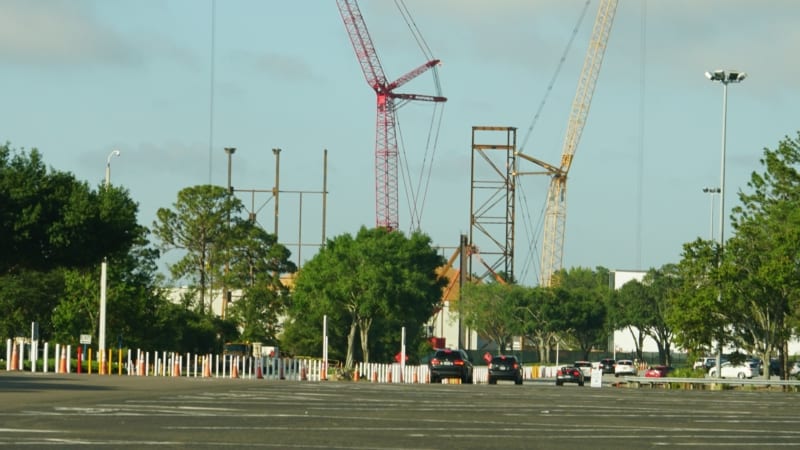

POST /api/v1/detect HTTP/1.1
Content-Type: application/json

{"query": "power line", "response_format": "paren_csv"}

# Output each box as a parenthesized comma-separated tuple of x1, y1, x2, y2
(208, 0, 216, 185)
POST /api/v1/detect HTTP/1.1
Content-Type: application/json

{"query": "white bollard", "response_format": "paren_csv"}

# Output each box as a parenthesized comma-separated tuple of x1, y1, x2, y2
(31, 340, 37, 373)
(66, 345, 71, 374)
(43, 342, 49, 373)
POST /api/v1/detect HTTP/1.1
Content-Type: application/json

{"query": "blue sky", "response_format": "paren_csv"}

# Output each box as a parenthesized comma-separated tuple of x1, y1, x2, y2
(2, 0, 798, 286)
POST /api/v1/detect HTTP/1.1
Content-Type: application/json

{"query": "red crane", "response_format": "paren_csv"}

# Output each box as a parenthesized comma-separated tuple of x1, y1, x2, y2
(336, 0, 446, 231)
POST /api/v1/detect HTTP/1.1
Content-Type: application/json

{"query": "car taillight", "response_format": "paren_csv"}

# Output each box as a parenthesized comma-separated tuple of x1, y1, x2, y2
(556, 369, 563, 376)
(454, 360, 464, 366)
(513, 363, 519, 369)
(431, 358, 440, 366)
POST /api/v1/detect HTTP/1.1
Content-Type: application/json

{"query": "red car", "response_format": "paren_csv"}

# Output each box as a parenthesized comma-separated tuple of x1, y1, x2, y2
(644, 365, 673, 378)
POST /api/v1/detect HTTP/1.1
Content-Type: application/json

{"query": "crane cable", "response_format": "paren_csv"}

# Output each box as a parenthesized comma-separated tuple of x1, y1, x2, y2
(519, 0, 590, 153)
(516, 1, 591, 284)
(393, 0, 445, 232)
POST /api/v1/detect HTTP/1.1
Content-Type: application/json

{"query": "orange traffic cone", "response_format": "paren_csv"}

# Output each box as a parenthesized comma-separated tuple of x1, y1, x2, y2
(352, 369, 358, 382)
(413, 371, 419, 384)
(387, 371, 393, 383)
(372, 370, 378, 383)
(10, 343, 19, 371)
(203, 357, 211, 378)
(231, 358, 239, 379)
(256, 362, 263, 379)
(59, 350, 67, 374)
(301, 364, 308, 381)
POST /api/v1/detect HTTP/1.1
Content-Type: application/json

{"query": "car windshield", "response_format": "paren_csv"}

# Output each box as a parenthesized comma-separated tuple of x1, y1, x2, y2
(491, 356, 515, 364)
(434, 350, 463, 361)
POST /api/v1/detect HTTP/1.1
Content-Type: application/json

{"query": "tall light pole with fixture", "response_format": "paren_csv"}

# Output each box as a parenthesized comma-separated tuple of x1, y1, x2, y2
(702, 187, 720, 241)
(99, 149, 120, 375)
(222, 147, 235, 319)
(704, 69, 746, 377)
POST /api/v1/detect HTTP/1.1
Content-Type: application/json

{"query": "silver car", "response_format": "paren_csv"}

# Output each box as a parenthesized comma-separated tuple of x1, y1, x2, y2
(708, 361, 757, 379)
(614, 359, 637, 377)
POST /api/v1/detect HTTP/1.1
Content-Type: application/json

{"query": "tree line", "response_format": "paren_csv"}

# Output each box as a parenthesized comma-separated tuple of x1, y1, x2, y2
(459, 132, 800, 378)
(2, 132, 799, 377)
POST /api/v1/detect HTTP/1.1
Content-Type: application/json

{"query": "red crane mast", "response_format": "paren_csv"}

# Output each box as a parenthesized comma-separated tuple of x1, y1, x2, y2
(336, 0, 446, 230)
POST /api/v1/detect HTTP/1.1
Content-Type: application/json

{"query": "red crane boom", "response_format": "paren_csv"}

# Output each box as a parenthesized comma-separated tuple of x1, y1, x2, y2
(336, 0, 446, 230)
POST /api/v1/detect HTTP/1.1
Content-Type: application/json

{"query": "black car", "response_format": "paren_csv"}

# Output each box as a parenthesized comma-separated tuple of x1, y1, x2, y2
(599, 358, 616, 374)
(428, 348, 474, 384)
(555, 366, 585, 386)
(487, 355, 523, 385)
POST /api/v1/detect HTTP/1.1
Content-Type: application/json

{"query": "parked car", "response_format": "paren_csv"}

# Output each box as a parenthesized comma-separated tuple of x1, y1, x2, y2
(765, 358, 781, 376)
(574, 360, 593, 379)
(598, 358, 616, 374)
(693, 356, 727, 372)
(615, 359, 637, 377)
(644, 365, 673, 378)
(707, 361, 756, 379)
(487, 355, 523, 385)
(790, 361, 800, 377)
(428, 348, 474, 384)
(555, 366, 585, 386)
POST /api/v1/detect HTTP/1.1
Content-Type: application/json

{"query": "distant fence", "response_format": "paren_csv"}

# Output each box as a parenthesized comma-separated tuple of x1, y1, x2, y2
(0, 339, 703, 384)
(621, 376, 800, 390)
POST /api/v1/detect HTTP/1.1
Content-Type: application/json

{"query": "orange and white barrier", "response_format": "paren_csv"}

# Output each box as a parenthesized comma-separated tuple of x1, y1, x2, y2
(10, 341, 19, 371)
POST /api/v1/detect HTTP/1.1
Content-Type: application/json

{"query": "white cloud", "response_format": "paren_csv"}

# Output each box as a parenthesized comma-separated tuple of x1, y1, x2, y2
(0, 0, 143, 66)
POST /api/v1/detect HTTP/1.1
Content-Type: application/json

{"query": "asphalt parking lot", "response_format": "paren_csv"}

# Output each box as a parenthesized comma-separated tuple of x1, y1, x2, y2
(1, 373, 799, 449)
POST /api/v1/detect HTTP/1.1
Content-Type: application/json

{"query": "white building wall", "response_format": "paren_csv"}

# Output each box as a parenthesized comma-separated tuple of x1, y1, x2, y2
(610, 270, 800, 357)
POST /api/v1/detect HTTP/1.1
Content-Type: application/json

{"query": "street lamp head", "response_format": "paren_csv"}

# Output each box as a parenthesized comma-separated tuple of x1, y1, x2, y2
(107, 149, 121, 165)
(728, 71, 747, 83)
(705, 69, 746, 84)
(224, 147, 236, 155)
(705, 70, 725, 81)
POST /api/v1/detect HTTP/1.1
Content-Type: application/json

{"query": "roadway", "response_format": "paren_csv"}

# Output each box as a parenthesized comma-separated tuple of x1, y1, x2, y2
(1, 372, 799, 449)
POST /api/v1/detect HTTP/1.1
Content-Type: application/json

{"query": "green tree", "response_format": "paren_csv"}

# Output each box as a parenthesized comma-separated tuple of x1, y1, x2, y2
(0, 269, 63, 340)
(286, 227, 445, 369)
(458, 282, 525, 353)
(0, 144, 138, 274)
(666, 238, 725, 358)
(152, 185, 242, 314)
(609, 279, 649, 361)
(641, 266, 678, 366)
(226, 222, 297, 344)
(522, 287, 561, 364)
(0, 144, 139, 343)
(552, 267, 609, 360)
(724, 132, 800, 378)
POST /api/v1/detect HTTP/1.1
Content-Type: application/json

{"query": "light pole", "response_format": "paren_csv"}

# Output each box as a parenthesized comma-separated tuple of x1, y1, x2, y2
(99, 149, 120, 375)
(222, 147, 235, 319)
(705, 69, 746, 377)
(702, 187, 720, 241)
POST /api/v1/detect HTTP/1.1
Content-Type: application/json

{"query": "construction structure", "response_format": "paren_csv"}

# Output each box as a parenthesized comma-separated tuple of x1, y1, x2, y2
(472, 0, 618, 287)
(336, 0, 446, 231)
(469, 127, 517, 284)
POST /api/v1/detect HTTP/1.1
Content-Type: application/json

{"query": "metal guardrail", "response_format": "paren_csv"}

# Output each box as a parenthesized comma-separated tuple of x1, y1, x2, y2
(621, 376, 800, 387)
